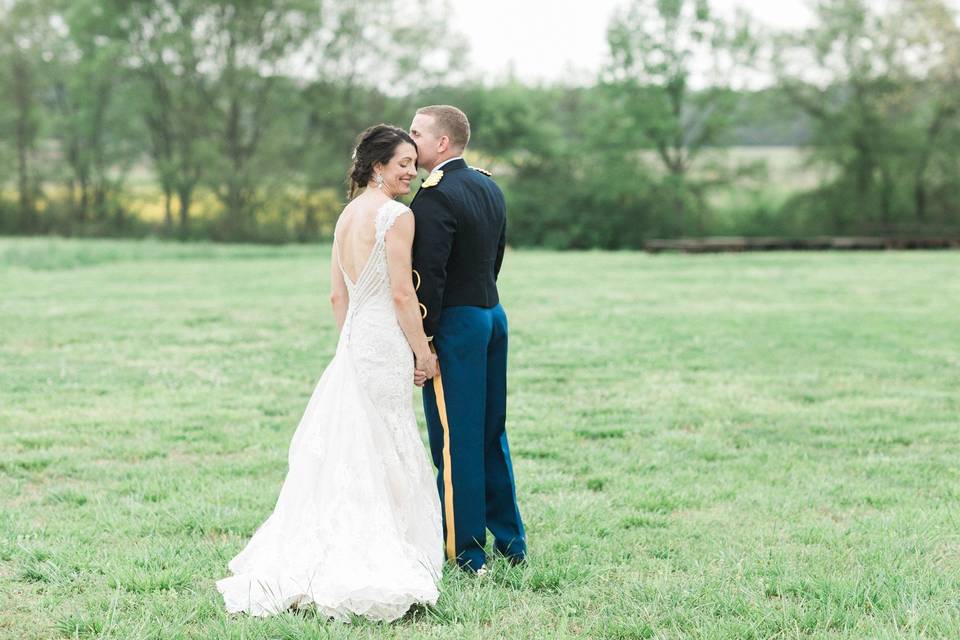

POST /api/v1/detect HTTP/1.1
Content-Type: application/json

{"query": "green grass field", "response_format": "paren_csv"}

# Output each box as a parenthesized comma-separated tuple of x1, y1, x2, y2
(1, 237, 959, 639)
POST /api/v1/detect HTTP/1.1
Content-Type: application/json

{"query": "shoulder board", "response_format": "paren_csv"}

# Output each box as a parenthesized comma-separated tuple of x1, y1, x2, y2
(421, 169, 444, 188)
(472, 167, 492, 176)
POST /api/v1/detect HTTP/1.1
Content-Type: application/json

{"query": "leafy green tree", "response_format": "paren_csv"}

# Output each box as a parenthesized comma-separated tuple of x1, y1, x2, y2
(194, 0, 319, 240)
(124, 0, 215, 237)
(0, 0, 48, 231)
(33, 0, 144, 228)
(296, 0, 465, 207)
(775, 0, 960, 233)
(604, 0, 756, 234)
(892, 0, 960, 227)
(416, 82, 659, 249)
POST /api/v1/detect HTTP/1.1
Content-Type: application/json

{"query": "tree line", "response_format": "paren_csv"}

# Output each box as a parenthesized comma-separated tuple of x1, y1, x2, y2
(1, 0, 959, 248)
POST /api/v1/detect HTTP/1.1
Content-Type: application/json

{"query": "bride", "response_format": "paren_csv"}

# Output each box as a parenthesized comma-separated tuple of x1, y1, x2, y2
(216, 124, 443, 621)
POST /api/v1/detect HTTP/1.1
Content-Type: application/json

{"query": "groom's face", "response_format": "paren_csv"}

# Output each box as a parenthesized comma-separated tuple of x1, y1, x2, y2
(410, 113, 444, 172)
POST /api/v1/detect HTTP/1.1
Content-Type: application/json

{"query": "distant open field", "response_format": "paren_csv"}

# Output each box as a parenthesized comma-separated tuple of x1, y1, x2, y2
(697, 146, 829, 220)
(1, 238, 958, 639)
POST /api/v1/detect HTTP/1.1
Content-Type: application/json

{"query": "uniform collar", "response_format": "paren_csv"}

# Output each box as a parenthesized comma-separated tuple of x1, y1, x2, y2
(430, 156, 466, 173)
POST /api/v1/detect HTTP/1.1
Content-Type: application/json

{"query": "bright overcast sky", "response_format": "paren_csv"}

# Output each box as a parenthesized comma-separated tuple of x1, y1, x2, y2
(448, 0, 813, 83)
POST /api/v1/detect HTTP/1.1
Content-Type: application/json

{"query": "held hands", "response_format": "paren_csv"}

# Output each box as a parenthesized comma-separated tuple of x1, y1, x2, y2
(414, 351, 438, 387)
(414, 369, 428, 387)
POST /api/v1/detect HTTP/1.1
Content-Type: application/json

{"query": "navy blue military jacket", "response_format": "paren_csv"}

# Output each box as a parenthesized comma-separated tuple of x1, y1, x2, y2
(411, 158, 507, 339)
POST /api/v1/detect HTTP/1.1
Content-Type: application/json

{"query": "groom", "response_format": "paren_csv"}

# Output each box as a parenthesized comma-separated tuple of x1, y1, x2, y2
(409, 105, 526, 574)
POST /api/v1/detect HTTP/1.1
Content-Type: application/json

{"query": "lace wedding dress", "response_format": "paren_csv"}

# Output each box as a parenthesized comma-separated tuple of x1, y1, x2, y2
(216, 200, 443, 621)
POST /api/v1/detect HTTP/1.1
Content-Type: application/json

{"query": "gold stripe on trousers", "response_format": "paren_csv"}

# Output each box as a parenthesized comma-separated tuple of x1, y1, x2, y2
(431, 362, 457, 562)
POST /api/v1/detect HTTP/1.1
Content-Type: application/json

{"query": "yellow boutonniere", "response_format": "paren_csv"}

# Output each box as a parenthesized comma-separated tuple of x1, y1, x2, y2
(422, 170, 443, 188)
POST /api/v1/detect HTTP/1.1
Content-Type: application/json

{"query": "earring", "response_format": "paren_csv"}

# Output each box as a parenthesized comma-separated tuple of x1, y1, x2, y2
(375, 173, 384, 189)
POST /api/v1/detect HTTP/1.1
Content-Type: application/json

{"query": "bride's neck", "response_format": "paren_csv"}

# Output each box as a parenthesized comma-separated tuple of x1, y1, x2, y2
(364, 184, 395, 200)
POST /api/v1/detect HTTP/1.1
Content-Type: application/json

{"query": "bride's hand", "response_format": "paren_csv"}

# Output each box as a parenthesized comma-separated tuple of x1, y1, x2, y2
(414, 368, 428, 387)
(415, 351, 438, 379)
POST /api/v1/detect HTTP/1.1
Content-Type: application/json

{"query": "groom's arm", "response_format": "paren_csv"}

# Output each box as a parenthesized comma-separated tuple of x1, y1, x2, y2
(494, 216, 506, 279)
(412, 189, 457, 340)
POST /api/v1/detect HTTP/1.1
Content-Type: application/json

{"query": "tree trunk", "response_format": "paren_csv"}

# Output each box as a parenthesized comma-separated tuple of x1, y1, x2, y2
(94, 184, 107, 221)
(91, 82, 111, 221)
(914, 171, 928, 224)
(301, 199, 318, 242)
(66, 176, 76, 218)
(913, 104, 955, 224)
(66, 136, 89, 223)
(225, 178, 245, 238)
(850, 139, 873, 232)
(163, 187, 174, 233)
(12, 52, 36, 230)
(879, 165, 893, 232)
(78, 177, 90, 223)
(177, 184, 193, 239)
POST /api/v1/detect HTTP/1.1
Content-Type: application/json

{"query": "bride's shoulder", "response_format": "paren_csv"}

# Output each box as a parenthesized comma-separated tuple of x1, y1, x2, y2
(384, 199, 412, 216)
(376, 200, 413, 237)
(336, 196, 374, 227)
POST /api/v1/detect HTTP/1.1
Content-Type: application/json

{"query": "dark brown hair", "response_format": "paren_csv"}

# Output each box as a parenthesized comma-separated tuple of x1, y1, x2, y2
(347, 124, 417, 199)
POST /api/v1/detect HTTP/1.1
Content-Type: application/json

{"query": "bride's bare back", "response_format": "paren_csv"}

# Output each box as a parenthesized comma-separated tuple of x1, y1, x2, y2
(334, 194, 393, 283)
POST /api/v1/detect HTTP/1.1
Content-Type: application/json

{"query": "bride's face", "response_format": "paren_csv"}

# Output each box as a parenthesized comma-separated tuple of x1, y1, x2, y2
(375, 142, 419, 196)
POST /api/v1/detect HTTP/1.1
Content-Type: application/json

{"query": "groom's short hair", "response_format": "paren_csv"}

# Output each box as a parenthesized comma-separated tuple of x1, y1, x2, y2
(416, 105, 470, 150)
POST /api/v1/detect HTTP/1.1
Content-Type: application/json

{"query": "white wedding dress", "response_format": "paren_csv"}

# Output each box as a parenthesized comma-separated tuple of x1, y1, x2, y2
(216, 200, 443, 621)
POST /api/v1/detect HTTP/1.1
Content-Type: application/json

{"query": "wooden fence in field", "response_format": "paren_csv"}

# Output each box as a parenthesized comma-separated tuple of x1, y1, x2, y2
(644, 237, 960, 253)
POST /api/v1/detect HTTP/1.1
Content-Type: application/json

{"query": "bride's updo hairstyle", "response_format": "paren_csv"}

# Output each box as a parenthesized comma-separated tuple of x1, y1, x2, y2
(348, 124, 417, 199)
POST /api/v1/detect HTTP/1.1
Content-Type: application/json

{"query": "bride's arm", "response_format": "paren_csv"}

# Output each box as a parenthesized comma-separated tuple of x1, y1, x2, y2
(330, 240, 349, 331)
(385, 212, 435, 374)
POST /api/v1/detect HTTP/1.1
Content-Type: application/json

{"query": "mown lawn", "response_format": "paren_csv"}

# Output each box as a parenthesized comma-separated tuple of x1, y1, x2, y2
(1, 237, 958, 639)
